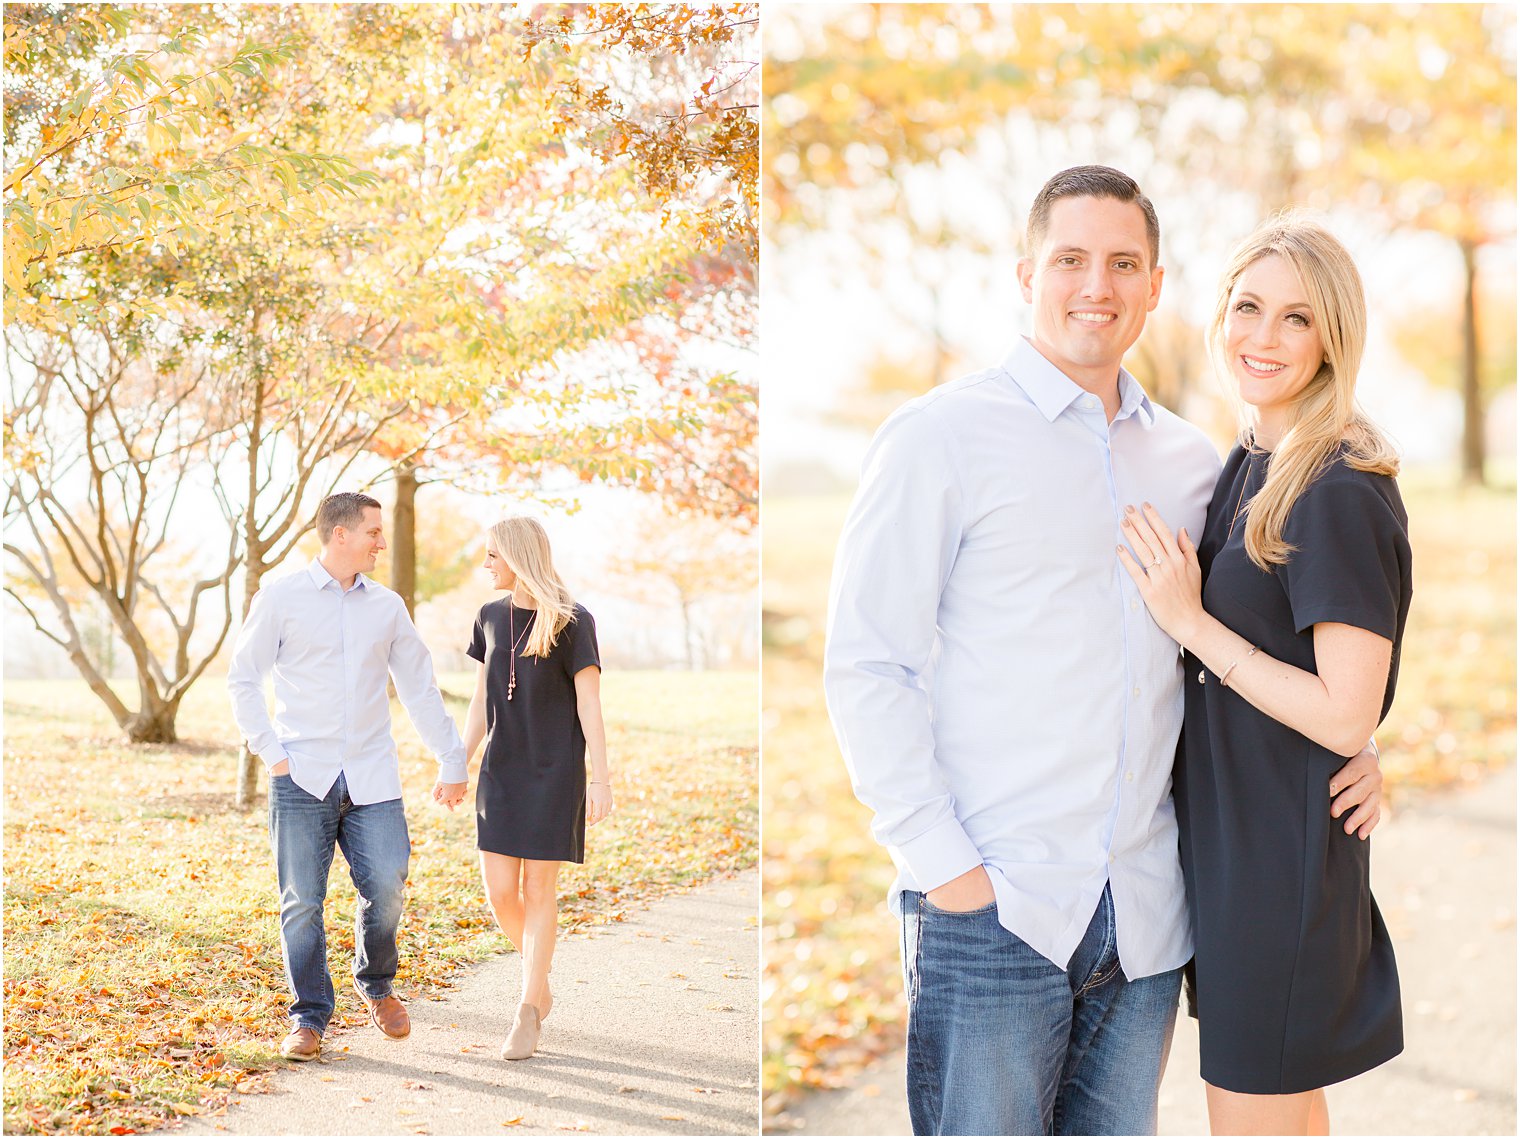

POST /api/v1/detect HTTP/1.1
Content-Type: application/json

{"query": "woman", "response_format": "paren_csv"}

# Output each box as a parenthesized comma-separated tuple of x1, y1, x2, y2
(454, 515, 612, 1061)
(1118, 215, 1410, 1135)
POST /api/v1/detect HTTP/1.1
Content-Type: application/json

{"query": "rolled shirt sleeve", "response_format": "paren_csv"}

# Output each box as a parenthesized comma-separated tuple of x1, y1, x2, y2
(226, 588, 292, 770)
(823, 405, 984, 893)
(386, 594, 468, 784)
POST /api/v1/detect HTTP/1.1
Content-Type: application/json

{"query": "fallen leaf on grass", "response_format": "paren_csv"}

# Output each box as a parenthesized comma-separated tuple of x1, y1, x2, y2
(5, 674, 758, 1137)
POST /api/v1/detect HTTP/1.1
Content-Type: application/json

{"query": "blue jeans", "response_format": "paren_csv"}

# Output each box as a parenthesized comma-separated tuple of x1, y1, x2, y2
(268, 772, 410, 1034)
(902, 883, 1181, 1136)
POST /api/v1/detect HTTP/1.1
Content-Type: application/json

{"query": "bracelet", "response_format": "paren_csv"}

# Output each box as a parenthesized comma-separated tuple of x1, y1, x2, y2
(1219, 645, 1259, 688)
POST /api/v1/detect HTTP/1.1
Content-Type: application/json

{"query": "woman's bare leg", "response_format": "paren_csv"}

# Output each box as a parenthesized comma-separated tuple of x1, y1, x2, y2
(1206, 1083, 1319, 1136)
(479, 852, 525, 948)
(1307, 1088, 1329, 1135)
(519, 859, 562, 1016)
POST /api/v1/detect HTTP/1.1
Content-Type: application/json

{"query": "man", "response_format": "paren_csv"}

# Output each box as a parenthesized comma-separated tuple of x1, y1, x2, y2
(228, 492, 470, 1063)
(823, 167, 1383, 1135)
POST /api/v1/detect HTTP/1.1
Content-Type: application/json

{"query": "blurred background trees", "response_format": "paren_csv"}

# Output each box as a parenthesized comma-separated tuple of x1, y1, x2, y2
(764, 2, 1514, 482)
(5, 4, 758, 799)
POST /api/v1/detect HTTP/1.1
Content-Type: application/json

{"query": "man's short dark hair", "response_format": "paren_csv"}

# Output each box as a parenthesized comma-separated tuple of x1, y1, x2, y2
(1026, 165, 1161, 269)
(316, 492, 382, 544)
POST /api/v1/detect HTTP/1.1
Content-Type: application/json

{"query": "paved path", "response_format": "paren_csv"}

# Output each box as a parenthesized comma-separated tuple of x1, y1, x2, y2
(778, 766, 1516, 1136)
(183, 870, 758, 1137)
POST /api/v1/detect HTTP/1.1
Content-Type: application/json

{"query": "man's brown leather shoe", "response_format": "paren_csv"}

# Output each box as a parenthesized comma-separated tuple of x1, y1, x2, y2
(281, 1026, 321, 1062)
(354, 980, 410, 1039)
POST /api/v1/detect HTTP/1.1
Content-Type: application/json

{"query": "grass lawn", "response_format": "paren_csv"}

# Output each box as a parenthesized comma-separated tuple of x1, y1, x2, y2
(3, 669, 757, 1135)
(760, 473, 1516, 1122)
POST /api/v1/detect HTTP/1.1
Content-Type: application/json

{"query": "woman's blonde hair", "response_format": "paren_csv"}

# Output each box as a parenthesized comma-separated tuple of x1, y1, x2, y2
(487, 516, 576, 657)
(1208, 213, 1400, 570)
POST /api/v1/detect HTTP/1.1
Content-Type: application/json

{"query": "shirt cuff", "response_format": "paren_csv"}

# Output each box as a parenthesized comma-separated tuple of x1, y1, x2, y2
(436, 753, 468, 785)
(257, 745, 291, 770)
(894, 818, 984, 894)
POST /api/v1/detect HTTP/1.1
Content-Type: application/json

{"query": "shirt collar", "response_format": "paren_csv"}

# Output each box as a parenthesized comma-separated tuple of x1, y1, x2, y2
(306, 557, 370, 593)
(1001, 336, 1156, 428)
(1115, 369, 1157, 428)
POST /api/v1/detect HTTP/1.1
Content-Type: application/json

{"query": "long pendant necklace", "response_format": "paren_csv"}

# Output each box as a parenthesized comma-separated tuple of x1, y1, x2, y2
(1227, 449, 1261, 542)
(507, 602, 534, 701)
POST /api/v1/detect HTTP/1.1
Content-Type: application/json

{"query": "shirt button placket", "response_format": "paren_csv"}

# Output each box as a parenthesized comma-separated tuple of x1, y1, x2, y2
(1103, 425, 1136, 874)
(340, 588, 351, 761)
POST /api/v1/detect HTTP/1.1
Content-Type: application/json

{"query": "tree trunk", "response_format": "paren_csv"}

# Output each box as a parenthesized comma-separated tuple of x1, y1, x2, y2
(236, 748, 261, 809)
(679, 594, 697, 670)
(236, 424, 266, 812)
(126, 697, 181, 744)
(1459, 237, 1485, 486)
(393, 462, 419, 619)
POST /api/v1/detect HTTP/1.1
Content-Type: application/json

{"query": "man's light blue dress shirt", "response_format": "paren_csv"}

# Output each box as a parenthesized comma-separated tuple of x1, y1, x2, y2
(227, 558, 467, 805)
(824, 338, 1222, 979)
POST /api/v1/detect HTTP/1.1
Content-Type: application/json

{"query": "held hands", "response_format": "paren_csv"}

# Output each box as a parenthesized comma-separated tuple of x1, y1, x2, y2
(433, 780, 469, 811)
(1116, 502, 1206, 646)
(925, 864, 995, 912)
(586, 781, 613, 827)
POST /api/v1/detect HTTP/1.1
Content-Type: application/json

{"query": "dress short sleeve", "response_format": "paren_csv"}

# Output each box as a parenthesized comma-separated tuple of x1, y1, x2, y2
(1278, 472, 1407, 640)
(465, 609, 486, 663)
(565, 606, 600, 676)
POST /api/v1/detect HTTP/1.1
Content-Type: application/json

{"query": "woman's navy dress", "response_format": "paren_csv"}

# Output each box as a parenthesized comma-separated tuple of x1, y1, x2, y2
(467, 600, 600, 863)
(1176, 444, 1410, 1094)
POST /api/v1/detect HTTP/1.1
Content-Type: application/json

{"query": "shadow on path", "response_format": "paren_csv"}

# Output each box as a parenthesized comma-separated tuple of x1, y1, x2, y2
(180, 870, 759, 1137)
